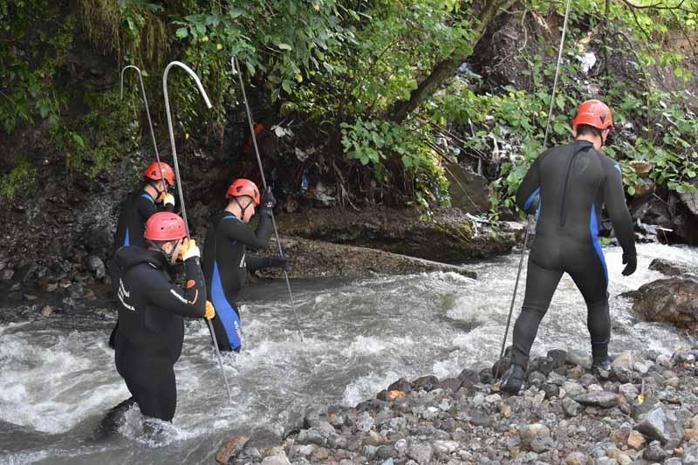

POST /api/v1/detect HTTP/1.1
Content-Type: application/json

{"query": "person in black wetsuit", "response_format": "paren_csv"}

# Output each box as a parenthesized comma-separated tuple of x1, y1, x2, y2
(109, 161, 177, 348)
(114, 161, 177, 250)
(202, 178, 287, 352)
(111, 212, 215, 422)
(502, 99, 637, 394)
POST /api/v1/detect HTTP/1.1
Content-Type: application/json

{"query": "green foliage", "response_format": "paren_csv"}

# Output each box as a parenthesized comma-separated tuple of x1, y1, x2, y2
(340, 118, 449, 206)
(54, 90, 140, 177)
(0, 0, 71, 133)
(0, 159, 37, 201)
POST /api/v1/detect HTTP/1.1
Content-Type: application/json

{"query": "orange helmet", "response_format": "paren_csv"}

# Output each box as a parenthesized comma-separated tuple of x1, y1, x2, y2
(144, 212, 186, 241)
(571, 99, 613, 131)
(144, 161, 176, 186)
(226, 178, 260, 205)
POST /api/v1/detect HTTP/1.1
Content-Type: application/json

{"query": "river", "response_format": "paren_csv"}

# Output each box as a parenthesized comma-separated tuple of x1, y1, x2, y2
(1, 243, 696, 464)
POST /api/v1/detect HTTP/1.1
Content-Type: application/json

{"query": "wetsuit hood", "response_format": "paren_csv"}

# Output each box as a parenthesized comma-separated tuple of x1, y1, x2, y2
(115, 245, 166, 272)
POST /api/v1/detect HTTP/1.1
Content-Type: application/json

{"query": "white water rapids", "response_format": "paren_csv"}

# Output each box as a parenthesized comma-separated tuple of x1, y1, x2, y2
(0, 243, 696, 464)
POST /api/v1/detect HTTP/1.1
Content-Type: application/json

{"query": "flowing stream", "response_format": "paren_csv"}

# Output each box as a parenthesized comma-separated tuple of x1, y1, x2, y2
(1, 243, 696, 464)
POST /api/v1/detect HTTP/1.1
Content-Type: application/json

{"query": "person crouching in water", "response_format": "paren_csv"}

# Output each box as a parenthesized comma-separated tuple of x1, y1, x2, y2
(202, 178, 287, 352)
(112, 212, 215, 423)
(501, 99, 637, 394)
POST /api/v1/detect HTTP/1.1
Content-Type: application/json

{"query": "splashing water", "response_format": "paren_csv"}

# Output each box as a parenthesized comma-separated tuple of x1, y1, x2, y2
(0, 243, 696, 464)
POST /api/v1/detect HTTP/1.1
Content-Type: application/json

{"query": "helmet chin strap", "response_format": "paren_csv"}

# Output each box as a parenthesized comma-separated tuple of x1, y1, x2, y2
(233, 197, 251, 219)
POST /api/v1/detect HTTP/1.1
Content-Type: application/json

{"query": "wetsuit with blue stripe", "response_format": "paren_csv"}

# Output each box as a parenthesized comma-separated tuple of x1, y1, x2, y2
(511, 139, 636, 367)
(202, 209, 273, 351)
(109, 190, 171, 349)
(114, 191, 159, 250)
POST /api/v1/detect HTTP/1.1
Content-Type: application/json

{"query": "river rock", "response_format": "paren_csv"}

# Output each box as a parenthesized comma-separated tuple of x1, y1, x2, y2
(388, 378, 412, 393)
(562, 397, 583, 417)
(412, 375, 439, 392)
(444, 163, 491, 213)
(575, 391, 619, 408)
(438, 378, 463, 392)
(216, 435, 248, 465)
(457, 368, 480, 386)
(260, 450, 291, 465)
(627, 429, 647, 450)
(564, 451, 588, 465)
(407, 442, 433, 464)
(636, 407, 682, 446)
(649, 258, 693, 276)
(86, 255, 106, 280)
(631, 275, 698, 330)
(566, 350, 592, 369)
(643, 440, 670, 461)
(519, 423, 552, 452)
(684, 445, 698, 465)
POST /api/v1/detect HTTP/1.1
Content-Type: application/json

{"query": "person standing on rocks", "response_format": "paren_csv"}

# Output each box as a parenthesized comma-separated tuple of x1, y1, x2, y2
(502, 99, 637, 394)
(108, 161, 178, 348)
(202, 178, 286, 352)
(111, 212, 214, 424)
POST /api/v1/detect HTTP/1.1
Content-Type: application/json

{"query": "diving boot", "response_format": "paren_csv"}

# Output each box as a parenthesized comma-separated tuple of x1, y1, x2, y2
(501, 364, 526, 394)
(591, 357, 612, 380)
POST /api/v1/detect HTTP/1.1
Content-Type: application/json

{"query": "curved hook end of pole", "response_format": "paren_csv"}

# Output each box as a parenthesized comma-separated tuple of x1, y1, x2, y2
(164, 61, 213, 110)
(120, 65, 143, 101)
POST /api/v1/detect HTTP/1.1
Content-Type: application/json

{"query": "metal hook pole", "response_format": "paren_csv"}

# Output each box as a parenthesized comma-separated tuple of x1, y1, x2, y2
(120, 65, 164, 181)
(162, 61, 232, 404)
(231, 57, 305, 343)
(162, 61, 212, 238)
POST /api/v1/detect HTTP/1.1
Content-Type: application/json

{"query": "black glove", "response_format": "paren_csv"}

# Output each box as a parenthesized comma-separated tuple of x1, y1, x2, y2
(267, 255, 288, 271)
(261, 187, 276, 210)
(622, 252, 637, 276)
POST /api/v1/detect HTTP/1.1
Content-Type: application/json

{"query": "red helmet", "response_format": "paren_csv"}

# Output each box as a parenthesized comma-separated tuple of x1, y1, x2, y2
(144, 161, 176, 186)
(144, 212, 186, 241)
(571, 99, 613, 131)
(226, 178, 260, 205)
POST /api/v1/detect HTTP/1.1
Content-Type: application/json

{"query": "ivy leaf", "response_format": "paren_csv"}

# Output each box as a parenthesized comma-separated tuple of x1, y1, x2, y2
(175, 27, 188, 39)
(277, 43, 293, 51)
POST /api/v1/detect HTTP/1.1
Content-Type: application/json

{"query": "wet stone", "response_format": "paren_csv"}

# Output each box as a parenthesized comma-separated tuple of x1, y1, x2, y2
(566, 350, 592, 369)
(412, 375, 439, 392)
(519, 423, 552, 453)
(407, 442, 433, 464)
(564, 451, 588, 465)
(388, 378, 412, 393)
(562, 397, 583, 417)
(642, 440, 670, 462)
(575, 391, 619, 408)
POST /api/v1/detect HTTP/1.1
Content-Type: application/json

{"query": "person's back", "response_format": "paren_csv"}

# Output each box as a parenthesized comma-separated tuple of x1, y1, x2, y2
(502, 99, 637, 394)
(114, 192, 157, 250)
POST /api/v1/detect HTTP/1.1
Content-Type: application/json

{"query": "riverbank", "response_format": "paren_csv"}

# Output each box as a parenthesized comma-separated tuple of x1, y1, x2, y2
(218, 346, 698, 465)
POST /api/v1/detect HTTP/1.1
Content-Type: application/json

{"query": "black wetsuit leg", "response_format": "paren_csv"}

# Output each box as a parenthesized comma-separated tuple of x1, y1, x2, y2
(115, 334, 177, 422)
(563, 238, 610, 361)
(511, 258, 563, 367)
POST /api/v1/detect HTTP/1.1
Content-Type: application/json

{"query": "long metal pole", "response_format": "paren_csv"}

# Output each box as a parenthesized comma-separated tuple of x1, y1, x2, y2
(162, 61, 232, 403)
(231, 57, 305, 343)
(497, 0, 573, 378)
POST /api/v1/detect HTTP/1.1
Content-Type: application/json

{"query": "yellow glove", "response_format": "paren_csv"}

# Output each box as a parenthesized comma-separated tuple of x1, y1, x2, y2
(181, 238, 200, 261)
(204, 301, 216, 320)
(158, 192, 176, 207)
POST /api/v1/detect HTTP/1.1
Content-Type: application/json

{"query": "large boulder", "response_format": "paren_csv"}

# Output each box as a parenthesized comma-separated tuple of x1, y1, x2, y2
(630, 275, 698, 331)
(443, 162, 490, 214)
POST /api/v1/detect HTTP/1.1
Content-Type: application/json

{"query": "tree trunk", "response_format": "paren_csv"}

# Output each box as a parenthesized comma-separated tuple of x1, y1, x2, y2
(389, 0, 517, 124)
